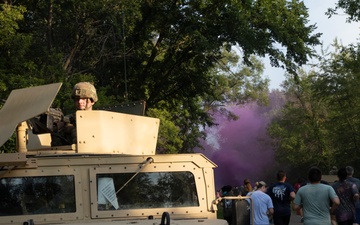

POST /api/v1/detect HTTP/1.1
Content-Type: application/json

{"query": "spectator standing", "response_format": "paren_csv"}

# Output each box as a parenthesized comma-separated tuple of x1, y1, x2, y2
(332, 167, 359, 225)
(294, 177, 304, 193)
(346, 166, 360, 225)
(221, 185, 234, 225)
(267, 170, 295, 225)
(293, 167, 340, 225)
(240, 178, 253, 196)
(294, 177, 306, 222)
(248, 181, 274, 225)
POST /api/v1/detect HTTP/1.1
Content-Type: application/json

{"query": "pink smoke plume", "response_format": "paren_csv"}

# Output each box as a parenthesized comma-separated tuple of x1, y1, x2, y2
(198, 103, 277, 190)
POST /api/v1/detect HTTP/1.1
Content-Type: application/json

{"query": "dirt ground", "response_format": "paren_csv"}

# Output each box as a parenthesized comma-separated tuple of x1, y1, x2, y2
(289, 213, 303, 225)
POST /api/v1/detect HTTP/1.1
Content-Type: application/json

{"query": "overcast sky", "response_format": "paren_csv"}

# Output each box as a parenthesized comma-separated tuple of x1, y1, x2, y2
(265, 0, 360, 90)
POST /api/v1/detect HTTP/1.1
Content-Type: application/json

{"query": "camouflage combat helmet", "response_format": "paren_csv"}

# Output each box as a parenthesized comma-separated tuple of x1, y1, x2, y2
(71, 82, 98, 102)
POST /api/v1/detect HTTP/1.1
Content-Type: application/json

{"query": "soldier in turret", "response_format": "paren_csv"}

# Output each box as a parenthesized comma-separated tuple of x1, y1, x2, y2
(71, 82, 98, 111)
(63, 82, 98, 144)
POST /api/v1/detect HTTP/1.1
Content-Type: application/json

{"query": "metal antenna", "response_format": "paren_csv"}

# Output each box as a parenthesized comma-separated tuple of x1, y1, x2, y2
(122, 12, 128, 102)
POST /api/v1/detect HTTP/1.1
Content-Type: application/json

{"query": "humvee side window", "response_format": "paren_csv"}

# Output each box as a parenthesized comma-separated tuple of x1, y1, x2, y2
(0, 175, 76, 216)
(97, 172, 199, 210)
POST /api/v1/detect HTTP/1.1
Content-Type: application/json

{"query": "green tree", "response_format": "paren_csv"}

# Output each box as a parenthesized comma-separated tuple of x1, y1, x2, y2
(0, 3, 34, 96)
(2, 0, 320, 153)
(314, 42, 360, 169)
(268, 41, 360, 176)
(268, 70, 333, 172)
(327, 0, 360, 22)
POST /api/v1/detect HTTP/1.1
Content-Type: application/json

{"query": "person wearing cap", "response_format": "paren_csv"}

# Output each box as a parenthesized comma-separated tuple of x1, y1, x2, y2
(63, 82, 98, 144)
(293, 167, 340, 225)
(248, 181, 274, 225)
(266, 170, 295, 225)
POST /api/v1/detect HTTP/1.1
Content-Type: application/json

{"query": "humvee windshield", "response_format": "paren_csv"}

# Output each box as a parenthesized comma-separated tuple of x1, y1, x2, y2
(97, 171, 199, 210)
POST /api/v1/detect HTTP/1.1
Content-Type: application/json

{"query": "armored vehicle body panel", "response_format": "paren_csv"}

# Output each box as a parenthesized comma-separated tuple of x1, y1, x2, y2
(0, 152, 223, 225)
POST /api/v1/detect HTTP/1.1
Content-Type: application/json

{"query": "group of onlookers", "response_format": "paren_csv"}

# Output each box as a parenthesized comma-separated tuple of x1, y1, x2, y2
(294, 166, 360, 225)
(220, 165, 360, 225)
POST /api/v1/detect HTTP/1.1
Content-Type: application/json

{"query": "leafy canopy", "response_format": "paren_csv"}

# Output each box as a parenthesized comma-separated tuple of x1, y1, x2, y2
(1, 0, 320, 153)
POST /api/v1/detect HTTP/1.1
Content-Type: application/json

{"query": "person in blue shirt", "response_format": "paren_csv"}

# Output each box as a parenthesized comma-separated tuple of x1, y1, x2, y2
(249, 181, 274, 225)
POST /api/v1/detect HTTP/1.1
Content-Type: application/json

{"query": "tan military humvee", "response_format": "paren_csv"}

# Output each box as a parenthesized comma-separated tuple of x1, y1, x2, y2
(0, 83, 227, 225)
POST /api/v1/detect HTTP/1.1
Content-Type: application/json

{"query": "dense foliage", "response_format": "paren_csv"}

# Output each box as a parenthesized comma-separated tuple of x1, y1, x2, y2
(265, 0, 360, 177)
(268, 42, 360, 177)
(0, 0, 320, 153)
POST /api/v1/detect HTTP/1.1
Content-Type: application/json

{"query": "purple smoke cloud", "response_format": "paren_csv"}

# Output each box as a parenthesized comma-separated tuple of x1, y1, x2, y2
(198, 103, 277, 190)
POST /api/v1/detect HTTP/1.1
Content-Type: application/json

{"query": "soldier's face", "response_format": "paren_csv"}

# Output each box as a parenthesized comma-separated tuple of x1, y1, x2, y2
(75, 98, 94, 110)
